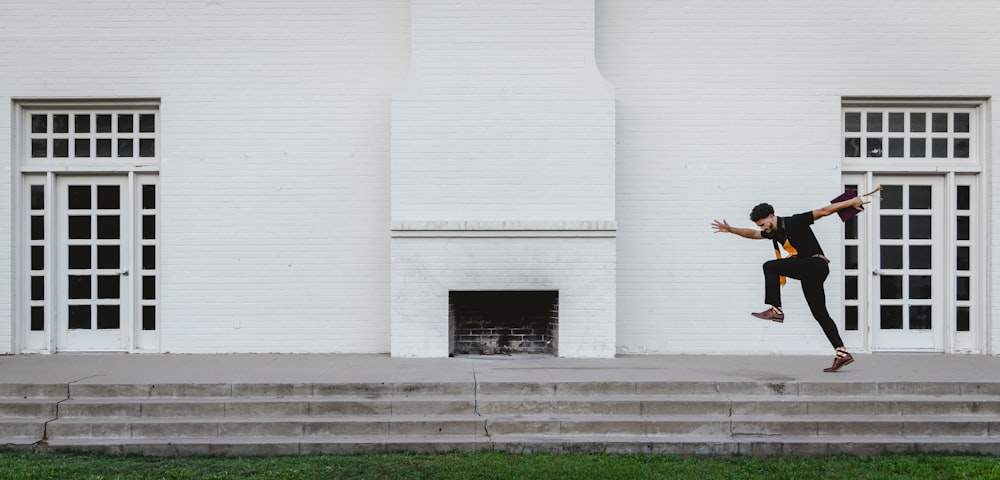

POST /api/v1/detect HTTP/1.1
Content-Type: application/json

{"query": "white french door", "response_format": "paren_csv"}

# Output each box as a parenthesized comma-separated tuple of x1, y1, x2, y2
(54, 176, 132, 351)
(869, 176, 945, 351)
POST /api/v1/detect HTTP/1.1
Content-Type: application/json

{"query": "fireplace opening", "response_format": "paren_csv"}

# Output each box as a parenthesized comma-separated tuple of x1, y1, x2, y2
(449, 291, 558, 356)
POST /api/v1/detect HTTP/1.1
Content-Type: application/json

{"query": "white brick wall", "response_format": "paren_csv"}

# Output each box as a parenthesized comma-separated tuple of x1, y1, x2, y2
(0, 0, 410, 353)
(597, 0, 1000, 354)
(392, 0, 615, 222)
(391, 235, 616, 358)
(390, 1, 616, 358)
(1, 0, 998, 355)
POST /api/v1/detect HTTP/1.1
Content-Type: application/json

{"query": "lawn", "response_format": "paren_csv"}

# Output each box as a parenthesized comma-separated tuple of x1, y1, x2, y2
(0, 452, 998, 480)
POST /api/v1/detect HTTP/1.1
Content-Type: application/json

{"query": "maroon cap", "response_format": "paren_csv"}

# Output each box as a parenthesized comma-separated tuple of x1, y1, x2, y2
(831, 190, 862, 222)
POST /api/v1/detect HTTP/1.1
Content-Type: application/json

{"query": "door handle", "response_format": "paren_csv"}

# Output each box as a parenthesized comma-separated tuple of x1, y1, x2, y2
(117, 269, 130, 277)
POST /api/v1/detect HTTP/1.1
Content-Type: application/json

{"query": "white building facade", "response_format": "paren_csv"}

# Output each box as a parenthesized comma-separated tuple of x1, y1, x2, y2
(1, 0, 997, 357)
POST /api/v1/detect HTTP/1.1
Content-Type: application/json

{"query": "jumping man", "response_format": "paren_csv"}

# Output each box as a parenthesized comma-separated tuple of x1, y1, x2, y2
(711, 195, 867, 372)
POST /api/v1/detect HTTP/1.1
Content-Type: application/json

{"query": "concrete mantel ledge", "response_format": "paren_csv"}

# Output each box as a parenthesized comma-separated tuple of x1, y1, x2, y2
(390, 220, 617, 238)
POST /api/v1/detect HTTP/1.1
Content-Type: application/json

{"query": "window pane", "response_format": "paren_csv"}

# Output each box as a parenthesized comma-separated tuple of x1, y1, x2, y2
(909, 306, 932, 330)
(845, 138, 861, 157)
(139, 114, 155, 132)
(31, 275, 45, 300)
(97, 305, 120, 329)
(957, 216, 970, 241)
(68, 215, 91, 239)
(143, 215, 156, 239)
(910, 112, 926, 132)
(957, 306, 970, 331)
(932, 113, 948, 132)
(142, 184, 156, 209)
(69, 305, 91, 329)
(96, 139, 112, 157)
(74, 139, 90, 157)
(957, 276, 970, 301)
(143, 306, 156, 331)
(31, 216, 44, 240)
(31, 185, 44, 210)
(97, 186, 120, 209)
(909, 275, 931, 299)
(954, 113, 970, 133)
(844, 112, 861, 132)
(74, 114, 90, 133)
(97, 246, 120, 269)
(880, 216, 903, 239)
(909, 216, 931, 239)
(31, 139, 46, 158)
(845, 245, 858, 270)
(53, 139, 69, 157)
(97, 275, 120, 299)
(845, 305, 858, 331)
(117, 138, 133, 157)
(31, 306, 44, 331)
(68, 185, 91, 209)
(957, 185, 970, 210)
(867, 138, 883, 157)
(881, 306, 903, 329)
(954, 139, 969, 158)
(910, 138, 926, 158)
(68, 275, 91, 299)
(910, 246, 931, 269)
(139, 138, 155, 157)
(844, 216, 858, 240)
(143, 275, 156, 300)
(880, 276, 903, 299)
(845, 276, 858, 300)
(882, 185, 902, 209)
(888, 112, 904, 132)
(118, 114, 133, 133)
(96, 114, 112, 133)
(31, 246, 44, 270)
(143, 245, 156, 270)
(888, 138, 903, 157)
(957, 246, 970, 271)
(97, 215, 120, 240)
(31, 114, 47, 134)
(866, 112, 882, 132)
(932, 138, 947, 158)
(909, 185, 931, 209)
(881, 246, 902, 269)
(68, 246, 91, 269)
(53, 115, 69, 133)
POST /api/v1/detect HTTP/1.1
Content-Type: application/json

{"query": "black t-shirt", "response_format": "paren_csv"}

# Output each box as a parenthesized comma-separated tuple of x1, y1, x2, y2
(761, 211, 824, 257)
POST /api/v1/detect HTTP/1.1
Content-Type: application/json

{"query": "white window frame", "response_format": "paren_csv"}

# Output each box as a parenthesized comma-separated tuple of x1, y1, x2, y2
(840, 97, 990, 354)
(12, 99, 161, 353)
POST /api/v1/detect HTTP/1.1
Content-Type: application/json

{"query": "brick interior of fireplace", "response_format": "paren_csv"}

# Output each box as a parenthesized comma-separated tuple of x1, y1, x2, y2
(449, 291, 558, 356)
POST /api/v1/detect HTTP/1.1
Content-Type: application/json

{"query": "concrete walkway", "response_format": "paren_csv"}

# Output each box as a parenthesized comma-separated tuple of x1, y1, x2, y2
(1, 353, 998, 387)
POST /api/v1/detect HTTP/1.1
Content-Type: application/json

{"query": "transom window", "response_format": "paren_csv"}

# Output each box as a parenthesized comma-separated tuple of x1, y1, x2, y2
(843, 108, 974, 162)
(30, 111, 157, 160)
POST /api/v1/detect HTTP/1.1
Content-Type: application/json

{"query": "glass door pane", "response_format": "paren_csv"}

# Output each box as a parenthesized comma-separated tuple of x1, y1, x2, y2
(870, 176, 944, 351)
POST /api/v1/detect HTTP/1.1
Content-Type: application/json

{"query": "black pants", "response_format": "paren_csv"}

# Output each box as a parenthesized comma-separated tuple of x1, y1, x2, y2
(763, 256, 845, 349)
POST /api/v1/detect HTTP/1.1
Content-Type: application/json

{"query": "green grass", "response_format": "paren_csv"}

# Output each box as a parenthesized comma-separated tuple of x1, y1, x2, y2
(0, 452, 997, 480)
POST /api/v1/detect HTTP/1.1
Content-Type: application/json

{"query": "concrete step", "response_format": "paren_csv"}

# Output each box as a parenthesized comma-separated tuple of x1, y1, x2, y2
(4, 380, 1000, 456)
(39, 434, 1000, 457)
(40, 412, 999, 439)
(0, 418, 48, 440)
(46, 415, 488, 438)
(29, 381, 998, 398)
(55, 397, 477, 418)
(0, 399, 58, 417)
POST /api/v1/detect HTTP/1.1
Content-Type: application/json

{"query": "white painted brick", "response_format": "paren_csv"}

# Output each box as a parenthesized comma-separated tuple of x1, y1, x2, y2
(0, 0, 997, 355)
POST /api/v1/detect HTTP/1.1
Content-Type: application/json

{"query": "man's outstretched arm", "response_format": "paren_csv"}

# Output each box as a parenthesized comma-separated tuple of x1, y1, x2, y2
(712, 219, 763, 239)
(813, 196, 866, 221)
